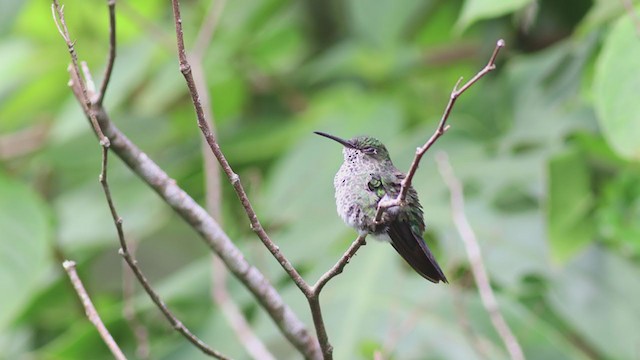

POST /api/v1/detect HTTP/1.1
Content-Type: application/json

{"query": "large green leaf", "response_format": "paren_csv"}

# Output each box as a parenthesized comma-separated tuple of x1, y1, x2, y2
(456, 0, 533, 32)
(0, 173, 52, 329)
(594, 13, 640, 160)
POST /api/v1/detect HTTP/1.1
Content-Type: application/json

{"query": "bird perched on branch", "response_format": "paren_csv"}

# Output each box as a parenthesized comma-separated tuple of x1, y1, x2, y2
(315, 131, 447, 283)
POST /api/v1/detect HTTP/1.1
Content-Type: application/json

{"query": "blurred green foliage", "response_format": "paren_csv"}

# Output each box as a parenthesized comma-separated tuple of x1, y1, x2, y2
(1, 0, 639, 359)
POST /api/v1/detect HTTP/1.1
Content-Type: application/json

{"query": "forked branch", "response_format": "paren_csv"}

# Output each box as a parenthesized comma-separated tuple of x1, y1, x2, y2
(374, 39, 505, 223)
(168, 1, 505, 359)
(53, 1, 228, 358)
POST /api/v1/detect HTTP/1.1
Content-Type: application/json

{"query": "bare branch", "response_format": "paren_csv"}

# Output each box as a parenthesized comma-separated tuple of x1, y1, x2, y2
(97, 0, 117, 105)
(54, 1, 229, 358)
(86, 104, 317, 359)
(436, 152, 524, 360)
(55, 0, 317, 357)
(62, 260, 127, 360)
(169, 0, 311, 298)
(188, 1, 275, 358)
(99, 145, 229, 359)
(51, 0, 109, 146)
(374, 39, 505, 223)
(168, 6, 324, 358)
(170, 1, 375, 358)
(312, 234, 367, 294)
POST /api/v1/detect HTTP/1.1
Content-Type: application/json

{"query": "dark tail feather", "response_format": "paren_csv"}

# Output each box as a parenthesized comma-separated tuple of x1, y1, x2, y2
(387, 220, 448, 283)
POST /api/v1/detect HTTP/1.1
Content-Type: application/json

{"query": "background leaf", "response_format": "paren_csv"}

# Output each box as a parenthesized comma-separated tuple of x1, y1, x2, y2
(456, 0, 533, 31)
(594, 12, 640, 160)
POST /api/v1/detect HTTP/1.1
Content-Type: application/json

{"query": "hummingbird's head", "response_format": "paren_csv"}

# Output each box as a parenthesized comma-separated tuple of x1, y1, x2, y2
(314, 131, 391, 164)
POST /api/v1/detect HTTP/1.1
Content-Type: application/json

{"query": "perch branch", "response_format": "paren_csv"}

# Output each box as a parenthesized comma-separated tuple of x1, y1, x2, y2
(307, 234, 368, 358)
(63, 260, 127, 360)
(436, 152, 524, 360)
(374, 39, 505, 223)
(311, 234, 368, 294)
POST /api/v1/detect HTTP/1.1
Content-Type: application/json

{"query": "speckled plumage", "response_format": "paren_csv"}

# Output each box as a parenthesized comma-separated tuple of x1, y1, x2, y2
(315, 132, 448, 283)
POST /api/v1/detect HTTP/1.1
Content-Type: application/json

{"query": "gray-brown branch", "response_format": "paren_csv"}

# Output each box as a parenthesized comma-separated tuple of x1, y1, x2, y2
(374, 39, 505, 224)
(53, 0, 310, 358)
(63, 260, 127, 360)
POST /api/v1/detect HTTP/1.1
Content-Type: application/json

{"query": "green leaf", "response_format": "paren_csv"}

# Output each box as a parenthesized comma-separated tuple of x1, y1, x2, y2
(596, 169, 640, 253)
(594, 13, 640, 160)
(0, 173, 52, 329)
(456, 0, 533, 32)
(547, 149, 594, 263)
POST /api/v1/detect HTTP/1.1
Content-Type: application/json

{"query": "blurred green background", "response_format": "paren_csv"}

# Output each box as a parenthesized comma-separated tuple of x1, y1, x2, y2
(1, 0, 640, 359)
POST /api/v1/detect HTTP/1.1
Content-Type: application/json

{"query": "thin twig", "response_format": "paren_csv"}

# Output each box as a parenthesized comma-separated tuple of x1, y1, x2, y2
(311, 235, 367, 294)
(170, 0, 310, 296)
(170, 2, 321, 358)
(99, 145, 229, 360)
(170, 1, 372, 357)
(62, 260, 127, 360)
(169, 3, 506, 360)
(305, 234, 367, 359)
(190, 1, 275, 358)
(53, 1, 228, 358)
(73, 100, 316, 360)
(436, 152, 525, 360)
(97, 0, 117, 105)
(374, 39, 505, 224)
(56, 0, 315, 357)
(51, 0, 109, 146)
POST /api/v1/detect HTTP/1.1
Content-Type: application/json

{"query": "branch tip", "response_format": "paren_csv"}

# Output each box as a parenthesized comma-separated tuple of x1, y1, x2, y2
(63, 260, 76, 270)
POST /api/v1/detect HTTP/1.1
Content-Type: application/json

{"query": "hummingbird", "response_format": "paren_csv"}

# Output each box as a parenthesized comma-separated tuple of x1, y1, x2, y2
(314, 131, 448, 283)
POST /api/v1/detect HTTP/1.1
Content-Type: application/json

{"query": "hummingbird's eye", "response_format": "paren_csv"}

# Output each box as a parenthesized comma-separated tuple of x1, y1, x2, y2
(362, 147, 377, 155)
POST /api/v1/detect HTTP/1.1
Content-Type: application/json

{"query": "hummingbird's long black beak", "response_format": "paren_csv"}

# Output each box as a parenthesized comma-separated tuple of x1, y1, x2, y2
(314, 131, 355, 149)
